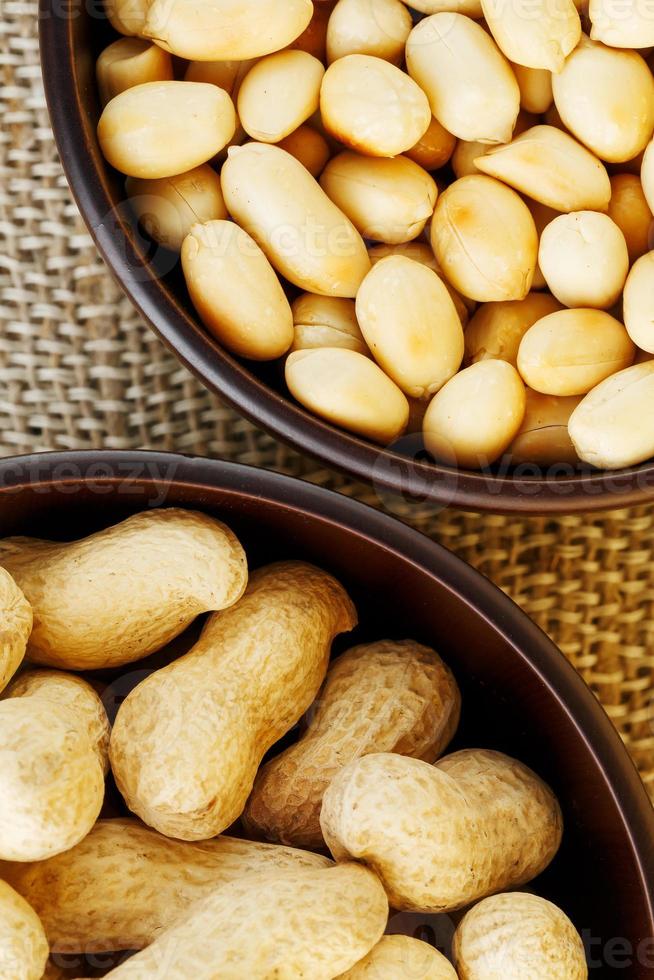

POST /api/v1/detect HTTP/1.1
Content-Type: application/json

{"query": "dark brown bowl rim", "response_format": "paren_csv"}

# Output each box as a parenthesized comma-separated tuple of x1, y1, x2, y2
(38, 2, 654, 514)
(1, 447, 653, 917)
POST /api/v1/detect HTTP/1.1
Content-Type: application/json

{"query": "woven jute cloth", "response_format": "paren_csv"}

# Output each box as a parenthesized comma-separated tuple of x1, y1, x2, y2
(2, 2, 654, 799)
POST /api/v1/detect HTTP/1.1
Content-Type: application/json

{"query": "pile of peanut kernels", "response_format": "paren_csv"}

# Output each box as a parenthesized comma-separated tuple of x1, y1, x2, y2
(96, 0, 654, 473)
(0, 508, 588, 978)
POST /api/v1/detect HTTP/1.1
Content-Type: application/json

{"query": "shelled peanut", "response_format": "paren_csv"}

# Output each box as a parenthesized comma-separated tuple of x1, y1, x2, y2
(94, 1, 654, 472)
(0, 505, 588, 977)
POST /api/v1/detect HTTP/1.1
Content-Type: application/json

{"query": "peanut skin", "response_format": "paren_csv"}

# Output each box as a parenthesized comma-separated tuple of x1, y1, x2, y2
(320, 749, 563, 912)
(0, 880, 49, 980)
(244, 639, 461, 848)
(338, 935, 458, 979)
(0, 671, 110, 861)
(1, 818, 332, 953)
(453, 892, 588, 979)
(0, 567, 32, 694)
(0, 508, 248, 670)
(95, 864, 389, 980)
(110, 561, 357, 840)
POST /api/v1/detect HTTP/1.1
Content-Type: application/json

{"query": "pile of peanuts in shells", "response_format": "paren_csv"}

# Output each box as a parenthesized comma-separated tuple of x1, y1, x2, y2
(95, 0, 654, 473)
(0, 508, 587, 978)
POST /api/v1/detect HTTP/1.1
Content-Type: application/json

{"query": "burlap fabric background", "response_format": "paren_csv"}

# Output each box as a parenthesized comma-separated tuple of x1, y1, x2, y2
(2, 1, 653, 799)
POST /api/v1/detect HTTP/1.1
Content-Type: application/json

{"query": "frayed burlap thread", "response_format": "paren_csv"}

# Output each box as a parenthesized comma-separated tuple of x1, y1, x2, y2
(2, 1, 653, 798)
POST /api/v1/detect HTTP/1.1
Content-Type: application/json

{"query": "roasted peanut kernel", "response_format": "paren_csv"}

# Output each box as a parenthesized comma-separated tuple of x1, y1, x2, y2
(221, 143, 370, 298)
(481, 0, 580, 72)
(320, 54, 432, 157)
(278, 125, 331, 178)
(96, 38, 172, 106)
(569, 361, 654, 469)
(97, 81, 236, 179)
(623, 251, 654, 353)
(506, 389, 582, 467)
(143, 0, 314, 61)
(406, 14, 520, 145)
(406, 116, 457, 171)
(182, 220, 294, 361)
(552, 36, 654, 164)
(538, 211, 629, 309)
(511, 64, 553, 115)
(326, 0, 413, 65)
(356, 256, 464, 398)
(476, 125, 612, 213)
(517, 308, 636, 395)
(126, 165, 227, 252)
(291, 294, 369, 355)
(320, 152, 437, 245)
(286, 348, 409, 444)
(430, 175, 538, 302)
(238, 50, 325, 144)
(608, 174, 653, 263)
(590, 0, 654, 49)
(423, 360, 527, 468)
(465, 293, 563, 367)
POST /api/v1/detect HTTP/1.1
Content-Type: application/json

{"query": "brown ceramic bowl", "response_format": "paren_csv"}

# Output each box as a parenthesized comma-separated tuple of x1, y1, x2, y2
(39, 6, 654, 513)
(0, 450, 652, 974)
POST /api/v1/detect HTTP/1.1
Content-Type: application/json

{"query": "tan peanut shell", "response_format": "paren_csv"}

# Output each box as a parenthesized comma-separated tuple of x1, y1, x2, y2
(221, 142, 371, 298)
(0, 566, 32, 695)
(453, 892, 588, 979)
(96, 863, 388, 980)
(142, 0, 313, 61)
(0, 670, 109, 861)
(320, 749, 563, 912)
(339, 935, 458, 979)
(244, 639, 461, 848)
(0, 507, 247, 670)
(0, 880, 49, 980)
(110, 561, 357, 840)
(476, 125, 611, 213)
(0, 818, 332, 953)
